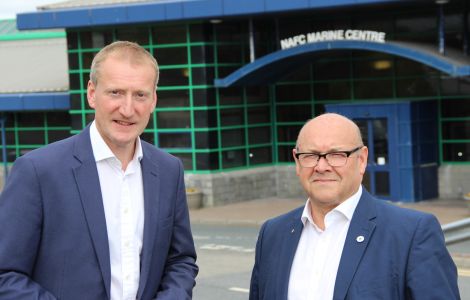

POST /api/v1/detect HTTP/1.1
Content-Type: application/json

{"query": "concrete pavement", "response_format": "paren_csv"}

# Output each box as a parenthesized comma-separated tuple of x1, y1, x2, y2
(190, 197, 469, 225)
(189, 197, 470, 268)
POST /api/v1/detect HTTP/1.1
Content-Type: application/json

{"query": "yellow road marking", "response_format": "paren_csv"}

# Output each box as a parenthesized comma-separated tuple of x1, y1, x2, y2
(459, 269, 470, 277)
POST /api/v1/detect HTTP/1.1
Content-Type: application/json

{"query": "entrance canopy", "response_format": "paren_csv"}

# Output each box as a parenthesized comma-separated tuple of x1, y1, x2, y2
(214, 40, 470, 88)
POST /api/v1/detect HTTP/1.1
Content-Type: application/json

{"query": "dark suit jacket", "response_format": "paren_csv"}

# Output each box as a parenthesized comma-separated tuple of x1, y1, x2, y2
(249, 189, 459, 300)
(0, 126, 198, 299)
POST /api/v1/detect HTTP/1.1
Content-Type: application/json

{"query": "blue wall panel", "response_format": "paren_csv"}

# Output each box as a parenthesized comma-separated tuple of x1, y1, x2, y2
(222, 0, 265, 16)
(0, 93, 70, 111)
(182, 0, 223, 19)
(266, 0, 310, 12)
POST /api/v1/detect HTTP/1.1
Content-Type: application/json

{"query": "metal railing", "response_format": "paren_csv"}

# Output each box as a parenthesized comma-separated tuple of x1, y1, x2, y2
(442, 218, 470, 245)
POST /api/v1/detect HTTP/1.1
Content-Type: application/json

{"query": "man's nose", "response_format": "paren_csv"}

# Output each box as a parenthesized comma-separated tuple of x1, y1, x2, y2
(119, 96, 134, 117)
(315, 156, 331, 171)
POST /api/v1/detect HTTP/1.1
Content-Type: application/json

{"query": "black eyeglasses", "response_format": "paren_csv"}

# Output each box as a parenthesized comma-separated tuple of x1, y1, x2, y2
(294, 146, 363, 168)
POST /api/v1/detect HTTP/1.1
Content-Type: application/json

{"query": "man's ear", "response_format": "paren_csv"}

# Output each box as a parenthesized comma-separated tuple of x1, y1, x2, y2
(87, 80, 97, 109)
(293, 148, 301, 176)
(359, 146, 369, 175)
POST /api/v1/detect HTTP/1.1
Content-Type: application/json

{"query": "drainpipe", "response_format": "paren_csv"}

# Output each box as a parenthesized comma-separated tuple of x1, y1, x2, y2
(464, 0, 469, 56)
(249, 19, 255, 62)
(436, 0, 448, 55)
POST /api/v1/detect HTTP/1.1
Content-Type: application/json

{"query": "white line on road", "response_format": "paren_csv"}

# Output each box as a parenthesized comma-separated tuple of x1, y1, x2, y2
(199, 243, 255, 253)
(229, 287, 249, 293)
(459, 268, 470, 277)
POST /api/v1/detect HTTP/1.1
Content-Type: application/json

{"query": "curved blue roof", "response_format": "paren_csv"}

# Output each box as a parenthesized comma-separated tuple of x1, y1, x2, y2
(214, 40, 470, 88)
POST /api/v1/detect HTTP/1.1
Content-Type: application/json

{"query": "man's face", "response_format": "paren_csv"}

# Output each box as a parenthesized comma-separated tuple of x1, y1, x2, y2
(87, 55, 157, 155)
(293, 116, 368, 209)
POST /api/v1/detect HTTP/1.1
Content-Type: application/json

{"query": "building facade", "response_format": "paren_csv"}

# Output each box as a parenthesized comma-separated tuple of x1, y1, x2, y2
(10, 0, 470, 205)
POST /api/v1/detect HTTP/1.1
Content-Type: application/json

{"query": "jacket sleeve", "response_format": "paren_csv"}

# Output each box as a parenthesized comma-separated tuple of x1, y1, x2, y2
(154, 160, 198, 300)
(405, 214, 460, 299)
(0, 156, 57, 299)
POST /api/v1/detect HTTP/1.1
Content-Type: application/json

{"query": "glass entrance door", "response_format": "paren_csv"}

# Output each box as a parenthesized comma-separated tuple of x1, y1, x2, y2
(355, 118, 391, 198)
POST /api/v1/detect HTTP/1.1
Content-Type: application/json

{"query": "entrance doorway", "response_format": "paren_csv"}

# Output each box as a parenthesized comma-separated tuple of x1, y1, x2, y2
(355, 118, 391, 198)
(326, 101, 439, 202)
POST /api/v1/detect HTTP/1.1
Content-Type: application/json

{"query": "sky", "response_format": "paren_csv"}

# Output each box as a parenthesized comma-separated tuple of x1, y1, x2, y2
(0, 0, 64, 19)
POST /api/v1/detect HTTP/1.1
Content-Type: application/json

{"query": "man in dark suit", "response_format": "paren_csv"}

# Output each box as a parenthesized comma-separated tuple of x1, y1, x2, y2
(249, 113, 459, 300)
(0, 41, 198, 299)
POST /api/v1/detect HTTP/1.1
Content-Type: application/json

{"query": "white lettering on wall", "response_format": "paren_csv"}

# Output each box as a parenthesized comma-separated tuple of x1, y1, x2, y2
(280, 29, 386, 50)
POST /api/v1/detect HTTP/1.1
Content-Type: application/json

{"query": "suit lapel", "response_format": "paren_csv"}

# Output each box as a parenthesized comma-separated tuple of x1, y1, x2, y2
(333, 190, 377, 300)
(278, 209, 304, 299)
(137, 147, 160, 299)
(72, 128, 111, 299)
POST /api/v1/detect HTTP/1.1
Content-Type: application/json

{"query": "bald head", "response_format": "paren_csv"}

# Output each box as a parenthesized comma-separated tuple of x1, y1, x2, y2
(296, 113, 363, 151)
(293, 113, 368, 210)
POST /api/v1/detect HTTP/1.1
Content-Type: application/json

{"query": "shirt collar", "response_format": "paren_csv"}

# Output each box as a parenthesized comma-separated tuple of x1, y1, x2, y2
(300, 185, 363, 226)
(89, 120, 143, 163)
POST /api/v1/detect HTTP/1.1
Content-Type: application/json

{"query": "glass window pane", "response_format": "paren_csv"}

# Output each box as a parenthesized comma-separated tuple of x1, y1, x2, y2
(314, 60, 350, 80)
(248, 126, 271, 144)
(396, 78, 439, 97)
(158, 133, 191, 148)
(194, 110, 218, 128)
(80, 30, 114, 49)
(249, 147, 272, 165)
(140, 132, 154, 145)
(440, 78, 470, 96)
(442, 121, 470, 140)
(157, 89, 190, 108)
(172, 153, 193, 170)
(440, 99, 470, 118)
(246, 86, 269, 103)
(277, 125, 302, 142)
(395, 58, 439, 76)
(191, 45, 214, 64)
(48, 130, 71, 143)
(443, 143, 470, 162)
(354, 80, 393, 99)
(153, 25, 186, 44)
(248, 106, 270, 124)
(221, 129, 244, 147)
(220, 108, 244, 126)
(353, 59, 393, 78)
(314, 81, 350, 100)
(158, 68, 189, 86)
(116, 27, 149, 45)
(193, 88, 216, 106)
(155, 47, 188, 65)
(196, 152, 219, 170)
(278, 145, 294, 162)
(375, 171, 390, 197)
(195, 131, 218, 149)
(222, 149, 245, 168)
(276, 84, 311, 101)
(18, 130, 44, 145)
(219, 87, 243, 105)
(192, 67, 214, 85)
(277, 105, 311, 122)
(373, 119, 388, 164)
(157, 111, 190, 128)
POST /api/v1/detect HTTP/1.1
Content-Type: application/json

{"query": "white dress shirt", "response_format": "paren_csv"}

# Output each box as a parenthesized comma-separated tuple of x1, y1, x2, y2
(288, 186, 362, 300)
(90, 121, 145, 300)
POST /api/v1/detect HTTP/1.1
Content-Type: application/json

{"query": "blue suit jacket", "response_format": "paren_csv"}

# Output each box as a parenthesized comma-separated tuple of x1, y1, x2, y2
(0, 127, 198, 299)
(249, 189, 460, 300)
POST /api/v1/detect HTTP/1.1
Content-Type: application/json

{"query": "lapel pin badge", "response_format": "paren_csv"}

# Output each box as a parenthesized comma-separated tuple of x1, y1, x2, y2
(356, 235, 365, 243)
(291, 229, 295, 233)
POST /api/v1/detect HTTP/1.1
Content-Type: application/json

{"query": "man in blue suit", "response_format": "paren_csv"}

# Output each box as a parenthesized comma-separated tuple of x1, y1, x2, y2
(249, 113, 459, 300)
(0, 41, 198, 299)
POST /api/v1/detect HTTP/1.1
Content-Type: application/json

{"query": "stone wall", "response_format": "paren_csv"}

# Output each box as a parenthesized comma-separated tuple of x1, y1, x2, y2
(438, 165, 470, 199)
(184, 165, 305, 207)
